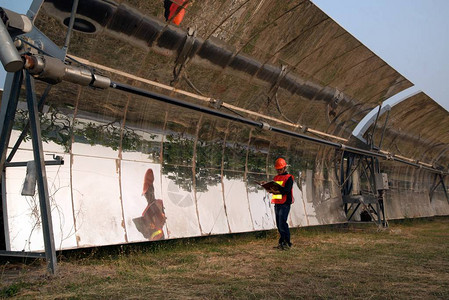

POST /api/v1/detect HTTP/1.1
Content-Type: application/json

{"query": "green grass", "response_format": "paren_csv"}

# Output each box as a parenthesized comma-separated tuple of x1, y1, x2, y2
(1, 217, 448, 299)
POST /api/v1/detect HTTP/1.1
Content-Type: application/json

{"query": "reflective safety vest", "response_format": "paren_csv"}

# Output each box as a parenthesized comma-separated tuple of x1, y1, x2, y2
(271, 173, 294, 204)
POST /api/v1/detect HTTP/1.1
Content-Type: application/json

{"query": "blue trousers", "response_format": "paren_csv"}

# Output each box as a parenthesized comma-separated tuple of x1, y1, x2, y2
(275, 204, 291, 245)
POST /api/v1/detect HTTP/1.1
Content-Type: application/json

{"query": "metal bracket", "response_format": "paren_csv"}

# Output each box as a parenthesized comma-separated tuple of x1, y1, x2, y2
(261, 122, 271, 131)
(209, 98, 223, 109)
(0, 250, 45, 258)
(172, 27, 197, 85)
(5, 158, 64, 168)
(267, 65, 287, 105)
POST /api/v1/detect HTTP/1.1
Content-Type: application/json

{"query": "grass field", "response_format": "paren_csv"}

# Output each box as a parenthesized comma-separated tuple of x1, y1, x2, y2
(1, 217, 448, 299)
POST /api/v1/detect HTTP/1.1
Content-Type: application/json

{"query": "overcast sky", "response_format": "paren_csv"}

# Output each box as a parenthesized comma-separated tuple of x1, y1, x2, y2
(1, 0, 448, 112)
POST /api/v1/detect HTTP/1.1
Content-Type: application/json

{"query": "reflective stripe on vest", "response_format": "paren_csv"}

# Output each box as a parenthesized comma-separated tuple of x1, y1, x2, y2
(272, 180, 284, 200)
(150, 229, 163, 240)
(271, 174, 294, 204)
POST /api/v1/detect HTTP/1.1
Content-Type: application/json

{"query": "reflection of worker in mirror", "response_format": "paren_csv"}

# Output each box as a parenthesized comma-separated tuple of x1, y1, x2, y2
(266, 158, 294, 250)
(134, 168, 167, 240)
(164, 0, 189, 25)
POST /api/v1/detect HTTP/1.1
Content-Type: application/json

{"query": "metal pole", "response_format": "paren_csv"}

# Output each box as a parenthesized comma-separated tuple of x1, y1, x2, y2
(375, 202, 381, 226)
(62, 0, 79, 54)
(429, 174, 440, 201)
(111, 81, 263, 128)
(27, 0, 45, 20)
(369, 105, 382, 149)
(340, 152, 347, 215)
(0, 18, 23, 72)
(1, 170, 10, 250)
(378, 109, 390, 150)
(25, 71, 57, 275)
(6, 84, 51, 163)
(0, 71, 23, 175)
(347, 203, 361, 221)
(379, 191, 387, 227)
(438, 175, 449, 205)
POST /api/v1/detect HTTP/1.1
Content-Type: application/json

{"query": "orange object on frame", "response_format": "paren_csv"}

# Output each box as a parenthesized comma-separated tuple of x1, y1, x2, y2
(168, 0, 189, 25)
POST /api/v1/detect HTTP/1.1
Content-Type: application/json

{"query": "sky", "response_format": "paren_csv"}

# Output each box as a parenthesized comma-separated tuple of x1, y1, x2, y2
(1, 0, 448, 112)
(312, 0, 449, 112)
(0, 0, 33, 89)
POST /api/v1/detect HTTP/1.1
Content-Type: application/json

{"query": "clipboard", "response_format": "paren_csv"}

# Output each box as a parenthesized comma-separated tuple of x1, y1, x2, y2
(256, 181, 282, 193)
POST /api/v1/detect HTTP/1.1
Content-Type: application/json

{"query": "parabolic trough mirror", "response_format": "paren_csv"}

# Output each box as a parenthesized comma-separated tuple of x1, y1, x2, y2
(0, 0, 448, 256)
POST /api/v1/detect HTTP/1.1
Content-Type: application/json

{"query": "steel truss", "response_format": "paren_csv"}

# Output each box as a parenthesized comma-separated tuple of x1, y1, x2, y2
(337, 151, 387, 227)
(0, 71, 63, 274)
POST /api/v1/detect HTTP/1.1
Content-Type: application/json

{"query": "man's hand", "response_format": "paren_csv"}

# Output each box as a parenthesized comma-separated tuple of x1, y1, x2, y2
(268, 188, 278, 194)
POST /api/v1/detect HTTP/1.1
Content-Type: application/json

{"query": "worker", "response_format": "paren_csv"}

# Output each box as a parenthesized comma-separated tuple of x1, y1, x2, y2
(270, 158, 294, 250)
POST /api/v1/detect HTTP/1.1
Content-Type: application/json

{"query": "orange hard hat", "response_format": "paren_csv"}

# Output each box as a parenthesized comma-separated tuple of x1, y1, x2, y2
(274, 158, 287, 169)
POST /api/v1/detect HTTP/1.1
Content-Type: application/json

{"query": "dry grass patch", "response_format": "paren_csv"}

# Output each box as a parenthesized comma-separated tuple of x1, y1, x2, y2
(1, 217, 448, 299)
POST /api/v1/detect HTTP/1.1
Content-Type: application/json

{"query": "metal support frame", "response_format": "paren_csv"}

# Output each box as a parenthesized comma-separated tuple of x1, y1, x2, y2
(6, 84, 51, 163)
(0, 71, 58, 274)
(338, 151, 388, 227)
(24, 71, 57, 273)
(172, 27, 196, 81)
(0, 2, 77, 274)
(429, 173, 449, 204)
(339, 101, 388, 227)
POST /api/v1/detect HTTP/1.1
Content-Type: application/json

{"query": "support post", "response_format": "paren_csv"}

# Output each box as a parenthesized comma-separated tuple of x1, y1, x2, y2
(25, 71, 57, 274)
(0, 72, 23, 174)
(440, 176, 449, 204)
(378, 191, 387, 227)
(1, 170, 9, 250)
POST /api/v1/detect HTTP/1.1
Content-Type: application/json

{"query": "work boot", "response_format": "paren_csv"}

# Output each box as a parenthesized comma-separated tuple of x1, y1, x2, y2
(273, 243, 285, 250)
(282, 242, 290, 250)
